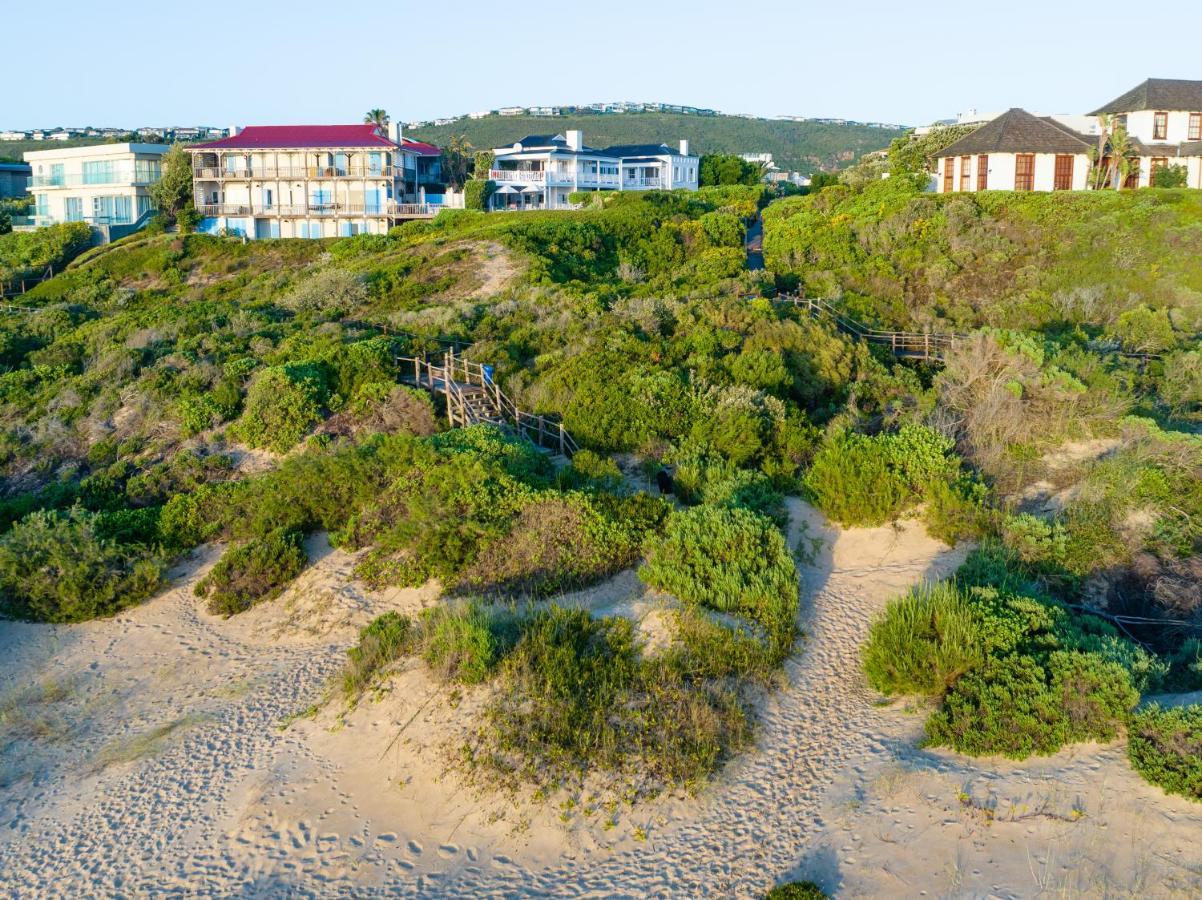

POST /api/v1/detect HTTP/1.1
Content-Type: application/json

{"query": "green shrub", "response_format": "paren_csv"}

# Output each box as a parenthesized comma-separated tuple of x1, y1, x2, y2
(804, 432, 908, 526)
(925, 651, 1137, 759)
(765, 882, 828, 900)
(420, 601, 498, 684)
(1128, 704, 1202, 801)
(640, 505, 798, 656)
(195, 528, 308, 616)
(342, 611, 413, 701)
(231, 363, 328, 452)
(862, 582, 987, 697)
(280, 267, 367, 316)
(0, 508, 162, 622)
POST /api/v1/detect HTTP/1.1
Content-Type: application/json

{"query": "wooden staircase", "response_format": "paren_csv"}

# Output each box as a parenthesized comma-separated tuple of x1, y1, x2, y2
(397, 348, 580, 457)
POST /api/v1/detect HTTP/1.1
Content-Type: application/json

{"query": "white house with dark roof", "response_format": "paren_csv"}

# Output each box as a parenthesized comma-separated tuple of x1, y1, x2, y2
(488, 130, 698, 210)
(187, 123, 442, 239)
(932, 78, 1202, 193)
(1089, 78, 1202, 188)
(934, 109, 1094, 193)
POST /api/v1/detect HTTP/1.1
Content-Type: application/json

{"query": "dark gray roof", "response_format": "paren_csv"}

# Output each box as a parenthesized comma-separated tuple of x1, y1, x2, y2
(1091, 79, 1202, 115)
(514, 134, 565, 147)
(934, 108, 1093, 157)
(1178, 141, 1202, 157)
(602, 143, 675, 157)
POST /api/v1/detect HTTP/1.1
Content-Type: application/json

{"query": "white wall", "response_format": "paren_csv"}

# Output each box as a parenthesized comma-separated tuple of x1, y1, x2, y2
(939, 152, 1090, 192)
(1123, 109, 1198, 145)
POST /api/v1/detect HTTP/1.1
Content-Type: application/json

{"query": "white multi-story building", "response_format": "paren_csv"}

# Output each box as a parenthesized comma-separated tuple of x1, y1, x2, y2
(488, 131, 699, 210)
(23, 142, 168, 236)
(933, 79, 1202, 193)
(187, 124, 442, 239)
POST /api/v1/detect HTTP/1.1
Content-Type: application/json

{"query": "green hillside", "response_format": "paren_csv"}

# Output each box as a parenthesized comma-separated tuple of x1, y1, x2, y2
(407, 112, 899, 173)
(0, 138, 109, 163)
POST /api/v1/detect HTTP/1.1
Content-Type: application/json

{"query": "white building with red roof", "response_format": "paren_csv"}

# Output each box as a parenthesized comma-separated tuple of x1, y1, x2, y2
(187, 124, 443, 239)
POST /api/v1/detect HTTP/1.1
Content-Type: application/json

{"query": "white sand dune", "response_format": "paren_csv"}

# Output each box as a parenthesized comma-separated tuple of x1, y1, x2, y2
(2, 501, 1200, 897)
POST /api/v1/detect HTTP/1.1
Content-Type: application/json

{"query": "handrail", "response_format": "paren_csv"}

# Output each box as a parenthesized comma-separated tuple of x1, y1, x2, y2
(777, 294, 959, 362)
(0, 265, 53, 302)
(396, 349, 579, 457)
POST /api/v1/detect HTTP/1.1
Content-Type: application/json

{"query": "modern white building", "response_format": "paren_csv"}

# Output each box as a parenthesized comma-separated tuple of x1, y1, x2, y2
(488, 131, 698, 210)
(933, 79, 1202, 193)
(187, 124, 443, 239)
(23, 142, 168, 235)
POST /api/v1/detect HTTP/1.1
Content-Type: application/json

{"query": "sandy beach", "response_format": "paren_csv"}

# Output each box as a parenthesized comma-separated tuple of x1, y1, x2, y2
(2, 501, 1200, 897)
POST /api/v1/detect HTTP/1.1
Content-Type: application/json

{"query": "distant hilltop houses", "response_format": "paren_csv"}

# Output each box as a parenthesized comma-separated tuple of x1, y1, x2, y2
(926, 78, 1202, 192)
(405, 103, 907, 130)
(0, 126, 229, 142)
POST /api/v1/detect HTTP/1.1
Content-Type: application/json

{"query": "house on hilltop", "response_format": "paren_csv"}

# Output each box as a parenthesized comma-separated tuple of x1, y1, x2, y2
(488, 131, 698, 210)
(186, 123, 443, 239)
(933, 78, 1202, 192)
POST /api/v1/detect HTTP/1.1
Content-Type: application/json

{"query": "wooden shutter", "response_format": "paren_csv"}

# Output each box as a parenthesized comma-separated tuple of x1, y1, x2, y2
(942, 157, 955, 192)
(1014, 154, 1035, 191)
(1053, 155, 1074, 190)
(977, 155, 988, 191)
(959, 156, 971, 191)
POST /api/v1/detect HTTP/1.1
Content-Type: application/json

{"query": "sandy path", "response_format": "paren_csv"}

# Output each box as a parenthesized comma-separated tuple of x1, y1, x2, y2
(6, 502, 1197, 896)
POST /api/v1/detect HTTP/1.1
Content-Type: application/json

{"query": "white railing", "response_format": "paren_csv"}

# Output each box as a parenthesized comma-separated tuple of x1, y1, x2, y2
(196, 202, 438, 218)
(624, 177, 664, 189)
(490, 168, 546, 183)
(193, 165, 398, 180)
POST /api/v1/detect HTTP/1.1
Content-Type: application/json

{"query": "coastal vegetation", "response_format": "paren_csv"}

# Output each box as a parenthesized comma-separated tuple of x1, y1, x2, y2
(2, 163, 1202, 805)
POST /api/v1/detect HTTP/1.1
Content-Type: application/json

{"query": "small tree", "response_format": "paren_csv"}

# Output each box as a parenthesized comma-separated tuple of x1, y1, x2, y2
(441, 134, 474, 188)
(472, 150, 495, 180)
(364, 108, 389, 128)
(464, 179, 496, 211)
(149, 144, 195, 227)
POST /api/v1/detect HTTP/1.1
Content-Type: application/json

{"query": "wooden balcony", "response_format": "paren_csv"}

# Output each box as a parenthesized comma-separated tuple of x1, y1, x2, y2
(192, 165, 399, 180)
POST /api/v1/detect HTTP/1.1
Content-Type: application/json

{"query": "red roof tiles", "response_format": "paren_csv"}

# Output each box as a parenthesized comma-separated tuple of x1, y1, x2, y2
(195, 124, 399, 150)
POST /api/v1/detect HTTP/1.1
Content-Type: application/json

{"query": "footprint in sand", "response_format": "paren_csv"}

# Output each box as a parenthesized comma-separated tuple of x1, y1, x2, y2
(466, 847, 478, 862)
(376, 832, 398, 843)
(437, 844, 458, 859)
(407, 840, 423, 856)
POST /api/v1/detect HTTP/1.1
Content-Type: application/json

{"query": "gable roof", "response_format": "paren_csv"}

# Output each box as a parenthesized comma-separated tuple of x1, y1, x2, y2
(934, 108, 1093, 157)
(602, 143, 676, 158)
(1091, 78, 1202, 114)
(513, 134, 567, 148)
(194, 124, 397, 150)
(401, 138, 441, 157)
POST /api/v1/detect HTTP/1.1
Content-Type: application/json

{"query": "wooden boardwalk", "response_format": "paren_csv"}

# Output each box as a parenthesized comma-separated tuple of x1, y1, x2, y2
(397, 349, 580, 457)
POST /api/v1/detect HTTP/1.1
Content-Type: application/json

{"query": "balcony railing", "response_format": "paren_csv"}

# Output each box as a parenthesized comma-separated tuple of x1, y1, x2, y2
(28, 172, 159, 188)
(193, 165, 399, 180)
(23, 214, 137, 227)
(491, 168, 545, 183)
(624, 178, 664, 189)
(197, 202, 436, 218)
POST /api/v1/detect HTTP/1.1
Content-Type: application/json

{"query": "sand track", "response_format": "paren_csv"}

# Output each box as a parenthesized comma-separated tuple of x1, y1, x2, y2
(3, 502, 1200, 897)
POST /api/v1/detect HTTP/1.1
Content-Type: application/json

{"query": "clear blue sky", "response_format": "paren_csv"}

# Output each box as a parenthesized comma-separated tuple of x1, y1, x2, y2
(8, 0, 1200, 129)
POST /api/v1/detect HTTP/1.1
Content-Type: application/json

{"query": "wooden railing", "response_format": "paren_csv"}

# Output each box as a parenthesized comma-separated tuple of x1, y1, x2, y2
(777, 294, 960, 362)
(397, 349, 580, 457)
(1, 265, 53, 302)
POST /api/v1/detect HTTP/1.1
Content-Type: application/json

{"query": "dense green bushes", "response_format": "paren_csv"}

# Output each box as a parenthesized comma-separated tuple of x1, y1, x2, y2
(1128, 705, 1202, 801)
(0, 222, 92, 281)
(342, 611, 412, 701)
(195, 529, 308, 616)
(640, 505, 798, 658)
(0, 508, 162, 622)
(864, 579, 1155, 759)
(804, 424, 963, 527)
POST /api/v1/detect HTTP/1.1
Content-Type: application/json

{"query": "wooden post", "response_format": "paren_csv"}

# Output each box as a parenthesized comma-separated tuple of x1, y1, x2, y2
(924, 334, 930, 360)
(558, 422, 565, 456)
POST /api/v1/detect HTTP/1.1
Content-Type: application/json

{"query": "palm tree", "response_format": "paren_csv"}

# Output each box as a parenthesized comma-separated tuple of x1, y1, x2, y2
(364, 109, 389, 128)
(442, 134, 475, 188)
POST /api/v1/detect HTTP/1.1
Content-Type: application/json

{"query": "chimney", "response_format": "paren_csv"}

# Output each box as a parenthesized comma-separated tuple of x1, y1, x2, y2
(566, 129, 583, 151)
(388, 121, 404, 144)
(679, 139, 690, 156)
(228, 125, 242, 137)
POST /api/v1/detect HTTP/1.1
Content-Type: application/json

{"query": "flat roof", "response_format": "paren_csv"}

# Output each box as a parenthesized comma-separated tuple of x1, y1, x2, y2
(23, 142, 171, 161)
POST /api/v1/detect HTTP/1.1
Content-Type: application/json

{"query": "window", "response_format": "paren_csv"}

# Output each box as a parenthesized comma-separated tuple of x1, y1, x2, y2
(1014, 154, 1035, 191)
(1190, 113, 1201, 141)
(64, 197, 83, 221)
(977, 155, 989, 191)
(1153, 111, 1168, 141)
(959, 155, 972, 191)
(1124, 160, 1140, 190)
(1150, 157, 1169, 185)
(1053, 155, 1074, 190)
(83, 160, 116, 185)
(35, 194, 49, 217)
(942, 157, 955, 192)
(50, 163, 64, 186)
